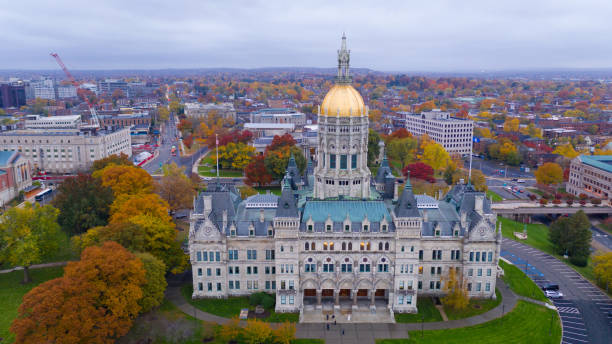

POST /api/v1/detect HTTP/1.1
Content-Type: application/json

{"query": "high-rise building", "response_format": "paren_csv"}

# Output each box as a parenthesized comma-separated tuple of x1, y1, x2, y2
(28, 78, 56, 100)
(404, 110, 474, 155)
(57, 85, 77, 99)
(188, 35, 500, 318)
(0, 84, 26, 109)
(98, 79, 129, 97)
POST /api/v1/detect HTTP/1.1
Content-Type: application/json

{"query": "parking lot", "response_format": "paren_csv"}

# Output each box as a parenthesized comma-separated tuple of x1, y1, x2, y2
(501, 238, 612, 343)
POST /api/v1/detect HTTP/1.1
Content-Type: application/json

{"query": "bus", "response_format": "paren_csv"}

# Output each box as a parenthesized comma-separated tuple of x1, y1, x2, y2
(35, 188, 53, 202)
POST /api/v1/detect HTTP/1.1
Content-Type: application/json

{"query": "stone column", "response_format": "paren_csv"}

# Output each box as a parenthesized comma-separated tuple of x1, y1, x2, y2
(388, 290, 394, 309)
(334, 289, 340, 309)
(370, 289, 376, 308)
(316, 289, 322, 309)
(352, 289, 358, 309)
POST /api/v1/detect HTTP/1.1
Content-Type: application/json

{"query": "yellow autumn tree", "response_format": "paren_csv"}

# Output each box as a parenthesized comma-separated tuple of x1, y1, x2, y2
(273, 321, 296, 344)
(94, 165, 154, 197)
(243, 319, 273, 344)
(593, 252, 612, 290)
(422, 142, 450, 171)
(503, 118, 520, 132)
(215, 142, 256, 170)
(553, 144, 579, 159)
(442, 267, 469, 310)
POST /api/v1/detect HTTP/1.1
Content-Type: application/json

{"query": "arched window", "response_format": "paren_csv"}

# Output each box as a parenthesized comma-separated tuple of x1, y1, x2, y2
(360, 242, 365, 251)
(348, 242, 353, 251)
(323, 242, 328, 250)
(377, 256, 389, 272)
(312, 242, 316, 250)
(367, 242, 371, 251)
(305, 242, 309, 251)
(385, 242, 390, 251)
(378, 242, 383, 251)
(342, 242, 346, 251)
(330, 242, 334, 251)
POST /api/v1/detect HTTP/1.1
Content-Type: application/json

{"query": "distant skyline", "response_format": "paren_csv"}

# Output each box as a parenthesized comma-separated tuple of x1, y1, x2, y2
(1, 0, 612, 71)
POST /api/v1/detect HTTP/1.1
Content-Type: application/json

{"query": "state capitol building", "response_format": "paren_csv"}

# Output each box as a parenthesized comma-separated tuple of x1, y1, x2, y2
(188, 35, 501, 317)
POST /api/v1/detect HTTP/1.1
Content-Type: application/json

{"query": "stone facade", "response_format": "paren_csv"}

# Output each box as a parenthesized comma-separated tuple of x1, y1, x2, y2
(567, 155, 612, 200)
(188, 36, 500, 317)
(404, 110, 474, 155)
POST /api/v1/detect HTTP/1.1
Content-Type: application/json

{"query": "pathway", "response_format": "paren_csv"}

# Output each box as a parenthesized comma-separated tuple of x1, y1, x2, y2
(166, 278, 540, 344)
(0, 261, 67, 274)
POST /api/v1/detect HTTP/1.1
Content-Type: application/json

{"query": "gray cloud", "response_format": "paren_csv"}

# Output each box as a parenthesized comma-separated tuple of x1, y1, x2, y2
(1, 0, 611, 71)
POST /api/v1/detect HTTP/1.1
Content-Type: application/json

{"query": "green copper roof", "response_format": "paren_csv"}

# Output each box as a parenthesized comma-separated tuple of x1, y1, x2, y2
(580, 155, 612, 173)
(302, 200, 391, 223)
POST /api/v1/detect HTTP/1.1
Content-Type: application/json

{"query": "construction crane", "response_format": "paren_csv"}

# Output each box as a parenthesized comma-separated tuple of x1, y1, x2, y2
(50, 53, 100, 129)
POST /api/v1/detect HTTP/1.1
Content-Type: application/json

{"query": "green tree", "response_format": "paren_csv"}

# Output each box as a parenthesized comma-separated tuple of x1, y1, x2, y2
(135, 252, 167, 313)
(549, 211, 591, 266)
(157, 106, 170, 121)
(216, 142, 256, 170)
(52, 174, 114, 235)
(367, 129, 381, 167)
(0, 203, 60, 283)
(387, 137, 417, 169)
(264, 145, 306, 180)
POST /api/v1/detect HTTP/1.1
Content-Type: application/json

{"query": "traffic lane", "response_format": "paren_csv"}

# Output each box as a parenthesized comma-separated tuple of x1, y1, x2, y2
(502, 238, 612, 344)
(591, 226, 612, 251)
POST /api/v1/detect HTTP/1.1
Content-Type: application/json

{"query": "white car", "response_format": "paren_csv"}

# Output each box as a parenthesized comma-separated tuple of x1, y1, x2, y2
(545, 290, 563, 299)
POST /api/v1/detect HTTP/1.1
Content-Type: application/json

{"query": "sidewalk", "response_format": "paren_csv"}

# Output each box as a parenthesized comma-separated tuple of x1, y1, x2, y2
(166, 278, 540, 344)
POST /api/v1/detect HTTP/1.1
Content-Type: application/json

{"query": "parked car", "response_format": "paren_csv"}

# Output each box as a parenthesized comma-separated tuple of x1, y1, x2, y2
(545, 290, 563, 299)
(517, 179, 526, 183)
(541, 283, 559, 291)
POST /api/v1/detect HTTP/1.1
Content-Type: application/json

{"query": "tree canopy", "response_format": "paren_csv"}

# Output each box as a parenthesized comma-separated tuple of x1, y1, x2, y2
(155, 163, 196, 212)
(94, 164, 154, 197)
(52, 174, 114, 235)
(549, 211, 591, 266)
(0, 203, 60, 283)
(535, 162, 564, 185)
(91, 153, 132, 173)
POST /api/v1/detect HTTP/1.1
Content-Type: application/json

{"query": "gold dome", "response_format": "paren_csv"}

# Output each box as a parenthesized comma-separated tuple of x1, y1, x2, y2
(320, 84, 366, 117)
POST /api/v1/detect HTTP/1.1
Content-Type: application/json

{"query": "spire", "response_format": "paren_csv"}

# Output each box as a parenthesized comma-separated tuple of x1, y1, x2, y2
(404, 170, 412, 190)
(336, 33, 351, 84)
(282, 171, 291, 190)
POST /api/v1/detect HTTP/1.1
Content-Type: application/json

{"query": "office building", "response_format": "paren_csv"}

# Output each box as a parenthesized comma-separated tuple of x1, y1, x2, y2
(404, 110, 474, 155)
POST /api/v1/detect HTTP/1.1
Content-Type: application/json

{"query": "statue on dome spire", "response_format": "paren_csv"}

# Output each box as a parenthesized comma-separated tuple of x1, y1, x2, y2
(336, 33, 352, 84)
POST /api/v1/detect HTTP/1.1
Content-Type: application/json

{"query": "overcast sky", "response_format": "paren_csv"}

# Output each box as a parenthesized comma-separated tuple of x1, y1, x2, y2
(1, 0, 611, 71)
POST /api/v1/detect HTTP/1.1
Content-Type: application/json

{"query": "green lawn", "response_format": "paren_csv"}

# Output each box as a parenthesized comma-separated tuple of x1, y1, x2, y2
(499, 260, 548, 302)
(181, 284, 298, 322)
(443, 289, 502, 320)
(0, 228, 75, 270)
(377, 301, 561, 344)
(394, 297, 443, 323)
(486, 189, 503, 202)
(499, 217, 554, 254)
(198, 166, 244, 178)
(254, 186, 282, 196)
(0, 267, 64, 343)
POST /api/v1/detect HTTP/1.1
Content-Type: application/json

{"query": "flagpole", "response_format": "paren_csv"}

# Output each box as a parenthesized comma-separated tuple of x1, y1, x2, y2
(468, 136, 473, 183)
(216, 134, 219, 179)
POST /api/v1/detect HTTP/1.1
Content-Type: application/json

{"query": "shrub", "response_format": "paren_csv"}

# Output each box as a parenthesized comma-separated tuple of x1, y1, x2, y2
(565, 193, 575, 201)
(569, 255, 588, 267)
(566, 199, 573, 206)
(529, 194, 537, 201)
(552, 199, 561, 205)
(579, 193, 588, 200)
(249, 292, 264, 306)
(554, 193, 562, 200)
(591, 198, 602, 205)
(540, 198, 549, 205)
(579, 200, 586, 206)
(261, 293, 275, 309)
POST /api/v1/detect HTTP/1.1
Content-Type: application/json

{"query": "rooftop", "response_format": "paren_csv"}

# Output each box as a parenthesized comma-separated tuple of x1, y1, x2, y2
(579, 155, 612, 174)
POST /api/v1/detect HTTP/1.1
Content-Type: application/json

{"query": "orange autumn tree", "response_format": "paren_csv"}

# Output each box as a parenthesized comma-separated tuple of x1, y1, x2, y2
(11, 241, 146, 344)
(94, 164, 154, 197)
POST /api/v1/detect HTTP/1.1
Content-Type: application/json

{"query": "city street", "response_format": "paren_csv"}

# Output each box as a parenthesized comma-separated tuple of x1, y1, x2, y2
(501, 238, 612, 344)
(472, 156, 534, 179)
(590, 225, 612, 252)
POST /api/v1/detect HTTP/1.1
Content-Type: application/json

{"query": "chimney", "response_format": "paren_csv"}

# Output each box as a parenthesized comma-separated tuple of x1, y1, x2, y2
(423, 210, 428, 222)
(475, 195, 484, 214)
(222, 210, 228, 229)
(260, 209, 265, 223)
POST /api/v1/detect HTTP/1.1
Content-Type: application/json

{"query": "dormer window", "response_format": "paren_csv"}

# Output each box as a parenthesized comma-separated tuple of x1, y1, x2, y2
(268, 229, 273, 237)
(363, 225, 369, 232)
(230, 229, 236, 237)
(454, 230, 459, 237)
(344, 225, 350, 232)
(381, 225, 387, 232)
(326, 225, 332, 232)
(249, 229, 255, 237)
(308, 225, 313, 232)
(435, 230, 440, 236)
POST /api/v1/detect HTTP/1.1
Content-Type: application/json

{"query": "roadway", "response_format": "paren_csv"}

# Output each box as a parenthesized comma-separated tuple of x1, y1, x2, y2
(502, 238, 612, 344)
(591, 225, 612, 252)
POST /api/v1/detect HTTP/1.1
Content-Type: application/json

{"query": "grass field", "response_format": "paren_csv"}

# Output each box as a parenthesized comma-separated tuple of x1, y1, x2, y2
(0, 267, 64, 343)
(394, 297, 443, 323)
(499, 260, 548, 302)
(198, 152, 244, 178)
(377, 301, 561, 344)
(181, 284, 298, 322)
(486, 189, 503, 202)
(443, 289, 502, 320)
(255, 186, 282, 196)
(0, 228, 75, 270)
